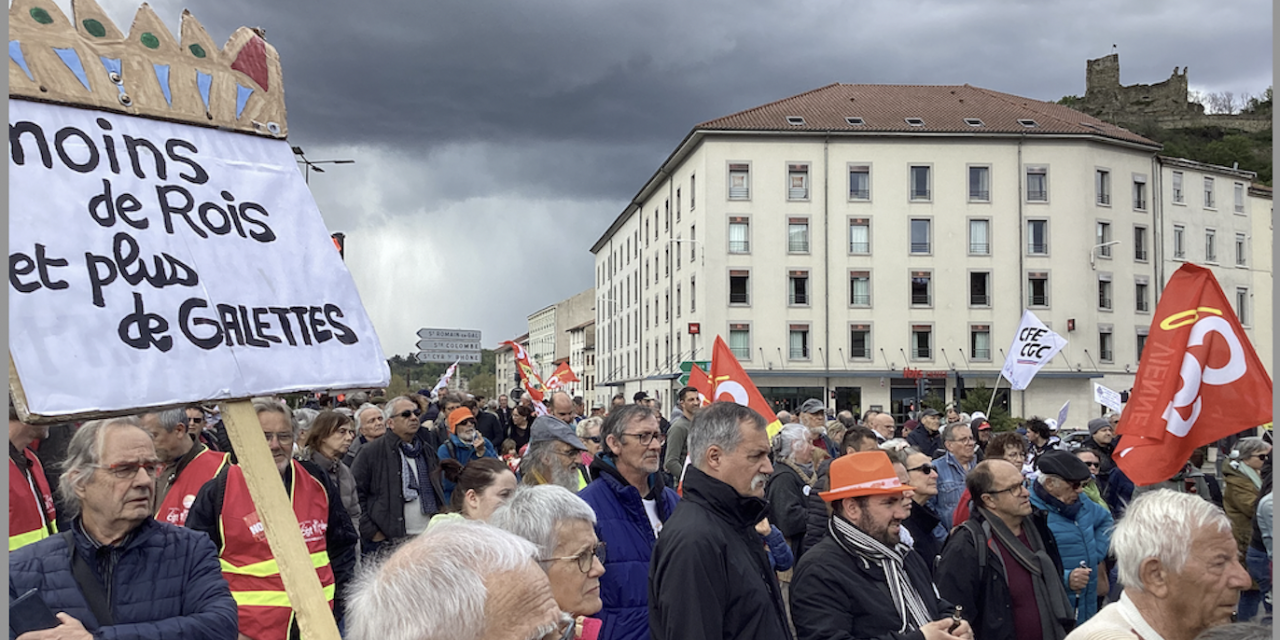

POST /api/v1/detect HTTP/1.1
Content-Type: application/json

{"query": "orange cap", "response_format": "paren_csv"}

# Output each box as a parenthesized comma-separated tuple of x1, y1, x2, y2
(447, 407, 475, 434)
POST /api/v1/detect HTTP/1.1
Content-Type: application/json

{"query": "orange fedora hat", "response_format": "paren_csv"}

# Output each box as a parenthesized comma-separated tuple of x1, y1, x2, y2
(819, 450, 908, 502)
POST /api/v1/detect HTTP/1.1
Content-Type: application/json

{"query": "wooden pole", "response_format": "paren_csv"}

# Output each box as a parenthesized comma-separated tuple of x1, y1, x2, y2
(220, 400, 341, 640)
(986, 374, 1002, 419)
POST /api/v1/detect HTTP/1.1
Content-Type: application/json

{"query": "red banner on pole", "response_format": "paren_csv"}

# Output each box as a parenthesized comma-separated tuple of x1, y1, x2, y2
(503, 340, 547, 403)
(709, 336, 783, 438)
(1115, 264, 1272, 485)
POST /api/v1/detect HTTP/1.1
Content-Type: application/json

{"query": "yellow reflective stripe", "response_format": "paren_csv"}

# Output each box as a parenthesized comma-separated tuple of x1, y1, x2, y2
(9, 528, 49, 550)
(221, 550, 331, 577)
(232, 584, 335, 607)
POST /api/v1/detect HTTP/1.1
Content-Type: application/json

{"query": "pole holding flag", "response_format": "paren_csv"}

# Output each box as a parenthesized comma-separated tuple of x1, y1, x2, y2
(1115, 264, 1272, 485)
(432, 361, 459, 396)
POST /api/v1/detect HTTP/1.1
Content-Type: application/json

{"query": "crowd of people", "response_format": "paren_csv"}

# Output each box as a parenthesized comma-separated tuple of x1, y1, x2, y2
(7, 387, 1273, 640)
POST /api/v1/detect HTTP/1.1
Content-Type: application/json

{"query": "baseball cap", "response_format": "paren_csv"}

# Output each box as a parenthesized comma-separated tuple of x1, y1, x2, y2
(971, 416, 992, 431)
(819, 451, 908, 502)
(920, 408, 940, 418)
(633, 391, 650, 402)
(530, 416, 587, 451)
(800, 398, 825, 414)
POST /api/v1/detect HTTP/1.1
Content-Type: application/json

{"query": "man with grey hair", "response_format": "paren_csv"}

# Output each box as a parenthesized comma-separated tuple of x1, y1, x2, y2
(649, 402, 792, 640)
(10, 417, 239, 639)
(343, 401, 386, 467)
(522, 416, 589, 492)
(766, 423, 815, 560)
(346, 520, 568, 640)
(1066, 490, 1253, 640)
(187, 398, 358, 638)
(799, 398, 839, 458)
(139, 407, 229, 526)
(931, 421, 978, 529)
(351, 395, 444, 556)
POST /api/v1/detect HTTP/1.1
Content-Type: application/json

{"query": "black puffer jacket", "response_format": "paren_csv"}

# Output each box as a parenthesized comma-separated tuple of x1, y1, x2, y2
(901, 500, 945, 577)
(801, 458, 834, 555)
(648, 466, 794, 640)
(790, 524, 955, 640)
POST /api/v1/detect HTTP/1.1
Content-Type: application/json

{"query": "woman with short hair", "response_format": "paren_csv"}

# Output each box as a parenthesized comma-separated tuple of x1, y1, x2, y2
(300, 410, 361, 537)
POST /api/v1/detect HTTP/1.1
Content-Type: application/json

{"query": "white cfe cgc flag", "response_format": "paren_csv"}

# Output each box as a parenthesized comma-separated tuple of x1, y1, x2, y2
(1000, 310, 1068, 390)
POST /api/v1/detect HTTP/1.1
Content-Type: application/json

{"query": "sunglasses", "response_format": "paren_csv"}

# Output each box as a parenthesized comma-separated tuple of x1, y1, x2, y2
(907, 463, 936, 475)
(395, 409, 422, 420)
(585, 436, 601, 443)
(457, 419, 476, 426)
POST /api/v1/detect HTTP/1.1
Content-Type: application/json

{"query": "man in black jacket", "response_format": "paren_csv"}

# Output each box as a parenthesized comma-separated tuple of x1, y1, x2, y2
(934, 459, 1074, 640)
(648, 402, 793, 640)
(790, 450, 972, 640)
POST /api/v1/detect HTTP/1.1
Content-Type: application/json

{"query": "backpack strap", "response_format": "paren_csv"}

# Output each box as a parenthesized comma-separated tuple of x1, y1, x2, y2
(62, 531, 115, 626)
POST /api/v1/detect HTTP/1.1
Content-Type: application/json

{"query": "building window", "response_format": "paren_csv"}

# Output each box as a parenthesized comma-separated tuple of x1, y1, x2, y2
(729, 324, 750, 360)
(729, 270, 750, 305)
(849, 165, 870, 200)
(788, 270, 809, 306)
(970, 271, 990, 307)
(1096, 169, 1111, 205)
(1172, 171, 1184, 204)
(788, 218, 810, 253)
(1096, 222, 1112, 257)
(729, 163, 750, 200)
(1136, 330, 1148, 360)
(690, 174, 695, 210)
(789, 325, 810, 360)
(1098, 275, 1113, 310)
(675, 236, 681, 270)
(664, 247, 669, 276)
(849, 218, 871, 254)
(970, 325, 991, 361)
(910, 218, 931, 254)
(665, 199, 670, 232)
(1204, 177, 1215, 208)
(1026, 167, 1048, 202)
(910, 165, 931, 200)
(676, 283, 681, 318)
(912, 326, 932, 360)
(1133, 175, 1147, 210)
(910, 271, 932, 307)
(969, 165, 990, 202)
(1028, 272, 1049, 307)
(788, 164, 809, 200)
(690, 276, 696, 312)
(969, 219, 990, 255)
(849, 325, 871, 359)
(1135, 280, 1150, 313)
(1134, 226, 1148, 262)
(1236, 233, 1247, 266)
(675, 188, 681, 222)
(1027, 220, 1048, 255)
(1206, 229, 1217, 262)
(1099, 328, 1114, 363)
(690, 224, 696, 261)
(1173, 225, 1186, 259)
(729, 217, 749, 253)
(1234, 183, 1246, 213)
(849, 271, 871, 306)
(1236, 288, 1249, 325)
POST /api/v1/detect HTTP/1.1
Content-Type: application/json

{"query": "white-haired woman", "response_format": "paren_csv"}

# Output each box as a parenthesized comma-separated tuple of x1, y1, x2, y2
(1225, 436, 1271, 620)
(765, 424, 814, 561)
(491, 485, 606, 639)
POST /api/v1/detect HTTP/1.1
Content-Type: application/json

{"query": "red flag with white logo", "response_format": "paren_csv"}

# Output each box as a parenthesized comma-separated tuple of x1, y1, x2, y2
(709, 335, 784, 438)
(544, 362, 580, 390)
(1115, 264, 1272, 485)
(503, 340, 547, 403)
(689, 363, 713, 406)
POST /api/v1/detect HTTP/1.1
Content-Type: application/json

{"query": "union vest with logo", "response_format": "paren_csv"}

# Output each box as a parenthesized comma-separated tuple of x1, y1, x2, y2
(9, 448, 57, 550)
(219, 461, 334, 640)
(157, 447, 229, 526)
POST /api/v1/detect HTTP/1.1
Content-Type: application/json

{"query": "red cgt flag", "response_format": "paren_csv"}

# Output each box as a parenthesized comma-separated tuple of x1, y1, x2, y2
(710, 336, 784, 438)
(544, 362, 580, 390)
(1114, 264, 1272, 486)
(689, 363, 713, 406)
(503, 340, 547, 403)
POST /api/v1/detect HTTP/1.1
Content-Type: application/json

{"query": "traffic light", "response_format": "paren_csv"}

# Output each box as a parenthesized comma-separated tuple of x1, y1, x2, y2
(331, 232, 345, 260)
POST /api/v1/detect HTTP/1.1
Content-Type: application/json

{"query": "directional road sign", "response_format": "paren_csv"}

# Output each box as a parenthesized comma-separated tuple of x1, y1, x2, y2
(677, 360, 711, 386)
(417, 328, 482, 341)
(416, 339, 482, 351)
(415, 327, 482, 364)
(416, 351, 482, 364)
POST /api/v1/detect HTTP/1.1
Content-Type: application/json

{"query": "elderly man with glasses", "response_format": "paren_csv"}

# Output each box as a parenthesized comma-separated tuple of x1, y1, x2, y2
(936, 458, 1075, 640)
(350, 395, 445, 556)
(931, 422, 978, 529)
(492, 485, 607, 639)
(1030, 451, 1114, 625)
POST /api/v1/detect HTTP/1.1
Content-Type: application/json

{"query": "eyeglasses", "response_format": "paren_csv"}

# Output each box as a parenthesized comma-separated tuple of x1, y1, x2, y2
(94, 460, 164, 479)
(907, 463, 936, 475)
(394, 409, 421, 420)
(541, 542, 606, 573)
(265, 432, 294, 444)
(189, 417, 205, 424)
(584, 436, 601, 443)
(554, 447, 580, 459)
(987, 481, 1028, 497)
(620, 431, 666, 446)
(1254, 453, 1271, 462)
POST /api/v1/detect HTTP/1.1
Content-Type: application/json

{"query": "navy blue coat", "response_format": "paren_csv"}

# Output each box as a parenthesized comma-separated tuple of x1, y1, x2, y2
(578, 457, 679, 640)
(9, 517, 238, 640)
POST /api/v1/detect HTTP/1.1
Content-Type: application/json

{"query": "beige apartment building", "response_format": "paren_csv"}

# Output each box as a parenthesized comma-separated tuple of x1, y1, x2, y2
(589, 83, 1272, 423)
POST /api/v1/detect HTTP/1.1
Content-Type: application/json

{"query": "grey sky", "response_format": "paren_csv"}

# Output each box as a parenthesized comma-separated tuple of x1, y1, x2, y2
(63, 0, 1272, 357)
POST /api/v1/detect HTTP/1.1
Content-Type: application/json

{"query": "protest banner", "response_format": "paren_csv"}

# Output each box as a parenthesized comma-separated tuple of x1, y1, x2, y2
(8, 4, 385, 638)
(1092, 382, 1123, 413)
(999, 310, 1068, 390)
(709, 336, 783, 438)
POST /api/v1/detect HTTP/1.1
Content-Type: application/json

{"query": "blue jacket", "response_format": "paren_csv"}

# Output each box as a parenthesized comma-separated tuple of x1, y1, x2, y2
(1030, 482, 1114, 623)
(9, 517, 237, 640)
(931, 451, 975, 530)
(437, 433, 498, 503)
(578, 456, 679, 640)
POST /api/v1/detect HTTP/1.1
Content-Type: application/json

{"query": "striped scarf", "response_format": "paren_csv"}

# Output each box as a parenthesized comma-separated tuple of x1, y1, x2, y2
(828, 515, 931, 632)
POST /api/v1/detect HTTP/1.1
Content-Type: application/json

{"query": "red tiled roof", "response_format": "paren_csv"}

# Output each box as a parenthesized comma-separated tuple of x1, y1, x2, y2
(697, 83, 1159, 147)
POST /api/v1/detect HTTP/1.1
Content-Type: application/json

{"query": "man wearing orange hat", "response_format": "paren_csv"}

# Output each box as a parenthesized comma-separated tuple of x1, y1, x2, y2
(790, 450, 973, 640)
(437, 407, 498, 503)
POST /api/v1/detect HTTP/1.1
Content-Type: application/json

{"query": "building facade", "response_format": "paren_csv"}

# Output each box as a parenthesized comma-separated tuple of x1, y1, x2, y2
(568, 319, 596, 405)
(590, 83, 1272, 424)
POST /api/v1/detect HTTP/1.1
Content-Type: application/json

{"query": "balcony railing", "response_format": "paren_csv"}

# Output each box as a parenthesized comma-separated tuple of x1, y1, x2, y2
(911, 189, 931, 200)
(969, 242, 990, 254)
(911, 293, 931, 306)
(913, 348, 932, 359)
(1028, 243, 1048, 254)
(910, 242, 931, 253)
(1027, 189, 1047, 201)
(972, 348, 991, 360)
(969, 190, 990, 201)
(729, 291, 749, 304)
(789, 293, 809, 305)
(850, 293, 871, 306)
(1099, 297, 1112, 310)
(849, 348, 870, 359)
(788, 240, 809, 252)
(1097, 193, 1110, 205)
(850, 188, 870, 200)
(849, 241, 870, 254)
(1029, 294, 1049, 306)
(729, 240, 750, 253)
(970, 294, 990, 306)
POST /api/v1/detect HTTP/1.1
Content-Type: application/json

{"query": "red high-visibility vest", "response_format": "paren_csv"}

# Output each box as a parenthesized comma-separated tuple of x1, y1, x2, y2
(9, 448, 56, 550)
(219, 461, 334, 640)
(156, 447, 229, 526)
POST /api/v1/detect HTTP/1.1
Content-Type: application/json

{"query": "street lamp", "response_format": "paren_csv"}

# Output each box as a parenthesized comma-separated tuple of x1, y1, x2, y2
(292, 146, 354, 184)
(1089, 240, 1122, 270)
